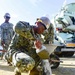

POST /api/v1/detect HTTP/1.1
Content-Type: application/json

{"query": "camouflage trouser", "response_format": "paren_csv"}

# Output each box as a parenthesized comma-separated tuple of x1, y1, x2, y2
(1, 39, 11, 59)
(4, 50, 39, 75)
(4, 48, 43, 75)
(3, 39, 11, 50)
(13, 51, 41, 75)
(13, 52, 35, 71)
(14, 67, 39, 75)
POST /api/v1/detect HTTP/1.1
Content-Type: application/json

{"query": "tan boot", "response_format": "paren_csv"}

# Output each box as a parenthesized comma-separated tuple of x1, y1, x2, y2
(29, 67, 39, 75)
(15, 71, 21, 75)
(14, 67, 21, 75)
(7, 61, 12, 66)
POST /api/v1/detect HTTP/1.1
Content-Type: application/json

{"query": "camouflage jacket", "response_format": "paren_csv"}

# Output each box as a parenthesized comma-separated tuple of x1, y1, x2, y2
(42, 23, 54, 44)
(1, 22, 14, 42)
(8, 21, 41, 65)
(8, 21, 54, 65)
(8, 21, 54, 50)
(8, 21, 39, 50)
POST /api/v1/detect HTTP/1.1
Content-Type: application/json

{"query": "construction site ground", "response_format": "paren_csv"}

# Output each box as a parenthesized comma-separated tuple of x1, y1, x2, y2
(0, 54, 75, 75)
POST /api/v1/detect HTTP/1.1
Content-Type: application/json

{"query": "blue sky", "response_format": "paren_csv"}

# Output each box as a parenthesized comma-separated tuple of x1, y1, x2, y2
(0, 0, 75, 25)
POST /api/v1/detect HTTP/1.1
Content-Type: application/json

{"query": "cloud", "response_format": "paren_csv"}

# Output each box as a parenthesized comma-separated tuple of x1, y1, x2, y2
(29, 0, 42, 6)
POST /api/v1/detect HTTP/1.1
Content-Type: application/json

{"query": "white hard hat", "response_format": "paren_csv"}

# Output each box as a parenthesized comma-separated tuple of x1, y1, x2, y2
(4, 13, 10, 18)
(37, 16, 50, 29)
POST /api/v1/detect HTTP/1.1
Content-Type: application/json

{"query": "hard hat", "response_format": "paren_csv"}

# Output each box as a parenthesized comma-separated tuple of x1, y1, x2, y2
(37, 16, 50, 29)
(4, 13, 10, 18)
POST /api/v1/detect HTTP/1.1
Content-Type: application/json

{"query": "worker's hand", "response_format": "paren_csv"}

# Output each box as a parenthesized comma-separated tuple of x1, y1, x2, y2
(1, 41, 6, 48)
(1, 41, 4, 46)
(34, 40, 42, 49)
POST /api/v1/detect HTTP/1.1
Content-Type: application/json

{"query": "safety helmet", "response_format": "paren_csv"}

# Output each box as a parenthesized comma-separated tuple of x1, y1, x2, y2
(4, 13, 10, 18)
(37, 16, 50, 29)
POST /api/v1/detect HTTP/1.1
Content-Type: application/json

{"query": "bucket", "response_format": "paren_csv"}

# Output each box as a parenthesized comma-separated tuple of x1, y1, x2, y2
(36, 44, 57, 59)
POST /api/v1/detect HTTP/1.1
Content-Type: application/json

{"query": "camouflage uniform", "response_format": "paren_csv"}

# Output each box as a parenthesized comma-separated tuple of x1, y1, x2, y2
(5, 21, 41, 75)
(42, 23, 54, 44)
(1, 22, 14, 50)
(5, 21, 54, 75)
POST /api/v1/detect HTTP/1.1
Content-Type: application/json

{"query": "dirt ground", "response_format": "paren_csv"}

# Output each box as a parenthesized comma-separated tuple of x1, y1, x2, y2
(0, 56, 75, 75)
(52, 56, 75, 75)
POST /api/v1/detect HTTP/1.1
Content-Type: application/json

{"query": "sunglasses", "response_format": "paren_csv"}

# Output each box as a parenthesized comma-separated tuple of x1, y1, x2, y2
(40, 22, 47, 29)
(5, 16, 10, 19)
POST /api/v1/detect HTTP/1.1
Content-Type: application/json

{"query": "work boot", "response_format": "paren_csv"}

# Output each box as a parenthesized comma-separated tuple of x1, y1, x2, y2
(29, 67, 39, 75)
(7, 61, 12, 66)
(15, 71, 21, 75)
(14, 67, 21, 75)
(3, 52, 12, 66)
